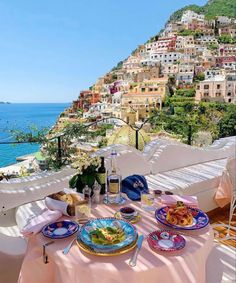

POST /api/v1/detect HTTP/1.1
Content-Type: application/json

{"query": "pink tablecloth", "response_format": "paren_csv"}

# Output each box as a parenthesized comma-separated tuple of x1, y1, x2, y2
(18, 200, 214, 283)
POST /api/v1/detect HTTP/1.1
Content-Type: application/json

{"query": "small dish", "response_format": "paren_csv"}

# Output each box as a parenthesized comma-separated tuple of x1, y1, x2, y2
(114, 211, 141, 224)
(103, 195, 127, 205)
(42, 220, 79, 239)
(120, 207, 136, 219)
(147, 230, 186, 252)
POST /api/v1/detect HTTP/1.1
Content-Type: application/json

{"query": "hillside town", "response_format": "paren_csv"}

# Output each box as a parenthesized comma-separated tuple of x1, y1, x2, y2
(55, 10, 236, 131)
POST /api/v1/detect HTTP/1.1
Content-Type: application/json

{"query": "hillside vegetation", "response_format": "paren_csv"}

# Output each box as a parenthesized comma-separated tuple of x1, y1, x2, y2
(169, 0, 236, 22)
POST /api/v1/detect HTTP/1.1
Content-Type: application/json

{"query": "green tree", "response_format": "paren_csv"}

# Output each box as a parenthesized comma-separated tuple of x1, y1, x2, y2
(194, 72, 205, 82)
(207, 43, 218, 51)
(218, 35, 236, 44)
(175, 88, 196, 97)
(218, 106, 236, 137)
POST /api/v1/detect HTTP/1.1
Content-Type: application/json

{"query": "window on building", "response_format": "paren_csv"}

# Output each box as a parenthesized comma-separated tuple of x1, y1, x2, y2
(217, 84, 221, 89)
(204, 85, 209, 89)
(141, 88, 145, 92)
(228, 99, 231, 102)
(204, 93, 209, 97)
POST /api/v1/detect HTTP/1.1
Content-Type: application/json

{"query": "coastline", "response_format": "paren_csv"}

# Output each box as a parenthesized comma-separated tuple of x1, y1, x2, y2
(0, 153, 36, 174)
(0, 102, 70, 168)
(0, 153, 35, 174)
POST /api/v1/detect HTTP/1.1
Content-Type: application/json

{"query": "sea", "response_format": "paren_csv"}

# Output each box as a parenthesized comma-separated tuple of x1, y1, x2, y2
(0, 103, 70, 168)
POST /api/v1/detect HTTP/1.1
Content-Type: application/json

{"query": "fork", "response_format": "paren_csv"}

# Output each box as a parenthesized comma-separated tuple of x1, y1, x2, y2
(62, 232, 79, 255)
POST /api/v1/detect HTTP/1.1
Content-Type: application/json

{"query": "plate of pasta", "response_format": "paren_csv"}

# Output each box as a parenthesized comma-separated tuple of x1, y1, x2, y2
(155, 202, 209, 230)
(78, 218, 137, 252)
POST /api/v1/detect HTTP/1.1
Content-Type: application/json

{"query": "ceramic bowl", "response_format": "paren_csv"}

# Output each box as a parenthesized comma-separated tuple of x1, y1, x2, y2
(119, 207, 136, 219)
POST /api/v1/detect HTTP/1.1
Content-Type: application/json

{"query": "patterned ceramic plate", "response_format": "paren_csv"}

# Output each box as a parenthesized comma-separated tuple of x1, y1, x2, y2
(155, 206, 209, 230)
(78, 217, 137, 252)
(103, 195, 127, 205)
(42, 220, 79, 239)
(147, 230, 186, 252)
(76, 235, 138, 256)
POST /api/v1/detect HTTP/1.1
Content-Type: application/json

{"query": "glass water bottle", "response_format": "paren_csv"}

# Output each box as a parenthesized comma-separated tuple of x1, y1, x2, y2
(107, 150, 121, 203)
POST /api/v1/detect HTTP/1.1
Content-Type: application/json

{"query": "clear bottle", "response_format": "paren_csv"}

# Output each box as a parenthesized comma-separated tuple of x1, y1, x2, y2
(107, 150, 121, 203)
(92, 181, 101, 204)
(83, 185, 91, 203)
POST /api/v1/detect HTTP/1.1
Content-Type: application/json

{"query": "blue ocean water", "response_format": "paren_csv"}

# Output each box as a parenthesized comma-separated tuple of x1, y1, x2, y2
(0, 103, 70, 167)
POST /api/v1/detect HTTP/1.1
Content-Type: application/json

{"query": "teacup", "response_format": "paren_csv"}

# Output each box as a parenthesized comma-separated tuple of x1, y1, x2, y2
(119, 207, 136, 219)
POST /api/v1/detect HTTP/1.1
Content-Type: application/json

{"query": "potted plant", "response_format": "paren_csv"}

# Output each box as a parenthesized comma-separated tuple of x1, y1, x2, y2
(69, 152, 101, 194)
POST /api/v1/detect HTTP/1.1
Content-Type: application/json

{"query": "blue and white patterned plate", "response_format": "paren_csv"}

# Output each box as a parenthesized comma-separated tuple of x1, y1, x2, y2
(103, 195, 127, 205)
(42, 220, 79, 239)
(78, 217, 137, 252)
(155, 206, 209, 230)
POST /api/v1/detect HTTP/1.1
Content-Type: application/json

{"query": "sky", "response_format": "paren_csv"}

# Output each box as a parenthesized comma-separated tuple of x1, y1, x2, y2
(0, 0, 207, 103)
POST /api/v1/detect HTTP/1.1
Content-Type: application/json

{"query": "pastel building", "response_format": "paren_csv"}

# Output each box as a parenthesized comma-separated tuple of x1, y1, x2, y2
(216, 16, 232, 26)
(215, 56, 236, 69)
(176, 63, 195, 85)
(150, 52, 183, 64)
(204, 68, 225, 79)
(123, 55, 142, 73)
(134, 65, 161, 82)
(162, 22, 184, 37)
(181, 10, 205, 25)
(195, 36, 218, 45)
(222, 57, 236, 70)
(183, 46, 197, 58)
(78, 91, 100, 111)
(219, 45, 236, 56)
(187, 19, 206, 31)
(195, 74, 236, 103)
(122, 79, 168, 113)
(145, 37, 176, 53)
(162, 64, 179, 76)
(219, 26, 236, 38)
(176, 36, 195, 50)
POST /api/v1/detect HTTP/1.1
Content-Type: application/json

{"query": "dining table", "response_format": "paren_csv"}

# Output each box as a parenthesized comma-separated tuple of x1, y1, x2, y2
(18, 197, 214, 283)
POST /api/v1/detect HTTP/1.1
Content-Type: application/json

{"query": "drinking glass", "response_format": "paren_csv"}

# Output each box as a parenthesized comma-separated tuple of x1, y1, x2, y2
(74, 202, 91, 223)
(141, 192, 155, 211)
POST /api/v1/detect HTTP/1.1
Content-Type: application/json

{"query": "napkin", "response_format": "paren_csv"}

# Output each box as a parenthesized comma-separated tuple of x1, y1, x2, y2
(45, 197, 70, 216)
(121, 175, 149, 201)
(160, 195, 199, 208)
(21, 209, 62, 237)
